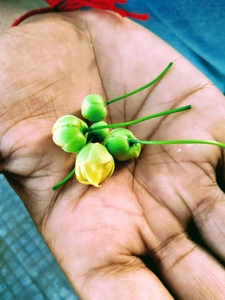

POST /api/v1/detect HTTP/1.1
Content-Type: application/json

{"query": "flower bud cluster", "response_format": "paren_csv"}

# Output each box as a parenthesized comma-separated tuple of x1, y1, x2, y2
(52, 94, 141, 188)
(52, 63, 176, 189)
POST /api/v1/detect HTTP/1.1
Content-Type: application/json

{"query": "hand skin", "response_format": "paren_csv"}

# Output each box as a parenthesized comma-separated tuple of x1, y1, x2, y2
(1, 10, 225, 300)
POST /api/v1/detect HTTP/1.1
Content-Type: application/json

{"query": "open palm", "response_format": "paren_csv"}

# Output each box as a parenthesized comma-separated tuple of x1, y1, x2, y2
(1, 10, 225, 299)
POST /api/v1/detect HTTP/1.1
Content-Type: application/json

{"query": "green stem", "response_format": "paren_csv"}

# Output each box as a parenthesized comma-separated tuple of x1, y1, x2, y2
(130, 139, 225, 149)
(105, 62, 173, 106)
(83, 105, 191, 134)
(52, 168, 75, 190)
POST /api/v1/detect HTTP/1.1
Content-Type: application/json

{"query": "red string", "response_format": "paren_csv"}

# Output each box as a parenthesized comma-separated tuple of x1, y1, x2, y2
(12, 7, 52, 27)
(12, 0, 149, 27)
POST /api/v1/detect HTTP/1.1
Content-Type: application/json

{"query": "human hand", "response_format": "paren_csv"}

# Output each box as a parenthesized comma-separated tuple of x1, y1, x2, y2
(1, 11, 225, 299)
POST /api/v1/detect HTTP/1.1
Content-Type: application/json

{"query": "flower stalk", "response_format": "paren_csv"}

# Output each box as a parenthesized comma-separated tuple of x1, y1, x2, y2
(129, 139, 225, 149)
(83, 105, 192, 134)
(105, 62, 173, 105)
(52, 168, 75, 190)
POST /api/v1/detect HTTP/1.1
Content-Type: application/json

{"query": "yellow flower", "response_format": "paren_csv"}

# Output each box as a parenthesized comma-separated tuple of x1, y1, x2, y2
(75, 143, 115, 187)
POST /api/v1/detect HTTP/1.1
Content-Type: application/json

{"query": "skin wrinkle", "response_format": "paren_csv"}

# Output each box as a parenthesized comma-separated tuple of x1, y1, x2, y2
(171, 189, 192, 225)
(90, 201, 143, 219)
(153, 232, 195, 269)
(26, 151, 56, 181)
(2, 48, 69, 80)
(129, 87, 153, 122)
(84, 256, 146, 282)
(188, 157, 217, 176)
(163, 245, 199, 279)
(136, 174, 185, 227)
(80, 254, 151, 300)
(40, 188, 67, 228)
(192, 190, 223, 225)
(154, 145, 217, 184)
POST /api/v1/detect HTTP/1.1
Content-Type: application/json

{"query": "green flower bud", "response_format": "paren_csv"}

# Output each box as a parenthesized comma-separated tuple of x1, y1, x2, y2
(75, 143, 114, 187)
(103, 128, 141, 161)
(81, 94, 107, 122)
(52, 115, 88, 153)
(89, 121, 110, 142)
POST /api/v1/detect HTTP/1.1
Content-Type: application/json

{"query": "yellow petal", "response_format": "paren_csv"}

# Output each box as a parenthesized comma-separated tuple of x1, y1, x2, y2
(75, 143, 115, 187)
(89, 143, 113, 164)
(84, 163, 102, 187)
(75, 164, 89, 185)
